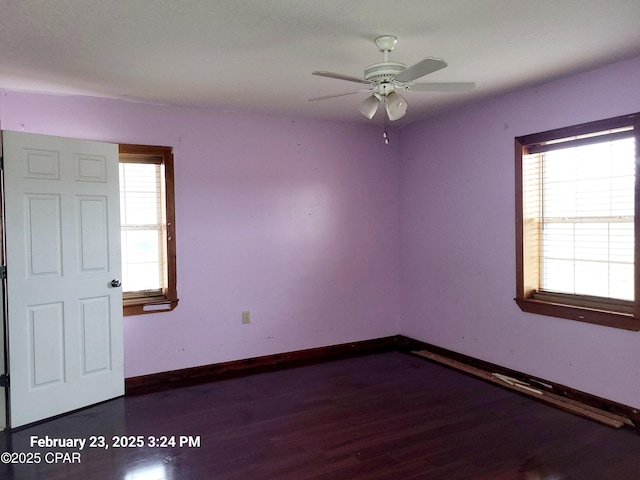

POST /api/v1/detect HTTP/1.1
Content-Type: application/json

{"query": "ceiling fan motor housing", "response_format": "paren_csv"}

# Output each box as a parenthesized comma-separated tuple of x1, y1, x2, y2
(364, 62, 406, 83)
(364, 62, 407, 97)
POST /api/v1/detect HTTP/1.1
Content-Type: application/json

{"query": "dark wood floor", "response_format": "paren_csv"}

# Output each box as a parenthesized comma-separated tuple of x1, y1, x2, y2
(1, 351, 640, 479)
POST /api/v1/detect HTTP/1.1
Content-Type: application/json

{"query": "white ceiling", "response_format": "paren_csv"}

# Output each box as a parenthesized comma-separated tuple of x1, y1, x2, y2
(1, 0, 640, 125)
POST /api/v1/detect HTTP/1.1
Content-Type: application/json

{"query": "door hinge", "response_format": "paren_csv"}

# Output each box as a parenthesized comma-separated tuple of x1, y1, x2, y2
(0, 266, 5, 280)
(0, 156, 3, 170)
(0, 374, 8, 388)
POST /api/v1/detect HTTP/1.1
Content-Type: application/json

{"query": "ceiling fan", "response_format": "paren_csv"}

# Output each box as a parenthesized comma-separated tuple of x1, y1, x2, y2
(310, 35, 475, 121)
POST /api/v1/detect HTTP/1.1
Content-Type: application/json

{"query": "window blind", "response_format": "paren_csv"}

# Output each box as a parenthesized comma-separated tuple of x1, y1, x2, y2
(523, 134, 635, 301)
(119, 161, 167, 293)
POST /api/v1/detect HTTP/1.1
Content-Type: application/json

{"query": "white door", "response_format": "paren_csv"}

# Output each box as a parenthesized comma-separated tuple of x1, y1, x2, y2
(2, 131, 124, 428)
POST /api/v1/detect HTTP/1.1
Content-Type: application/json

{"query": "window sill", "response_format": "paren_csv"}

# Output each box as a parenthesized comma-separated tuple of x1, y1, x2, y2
(124, 299, 179, 316)
(515, 297, 639, 331)
(515, 298, 640, 332)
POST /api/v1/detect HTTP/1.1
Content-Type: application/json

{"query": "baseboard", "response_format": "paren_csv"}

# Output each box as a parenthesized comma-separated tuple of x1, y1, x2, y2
(395, 335, 640, 430)
(125, 333, 640, 431)
(125, 335, 399, 395)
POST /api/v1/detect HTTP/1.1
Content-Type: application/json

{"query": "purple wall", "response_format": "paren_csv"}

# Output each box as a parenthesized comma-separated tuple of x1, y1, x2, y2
(2, 54, 639, 408)
(399, 55, 640, 408)
(0, 92, 401, 378)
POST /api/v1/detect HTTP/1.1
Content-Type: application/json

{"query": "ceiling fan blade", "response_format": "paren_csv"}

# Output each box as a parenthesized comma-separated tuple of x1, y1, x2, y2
(406, 82, 476, 92)
(308, 89, 371, 102)
(312, 71, 373, 85)
(394, 57, 447, 83)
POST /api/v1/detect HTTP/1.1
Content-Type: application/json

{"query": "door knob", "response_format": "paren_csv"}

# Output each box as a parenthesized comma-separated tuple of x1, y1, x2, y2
(110, 279, 122, 288)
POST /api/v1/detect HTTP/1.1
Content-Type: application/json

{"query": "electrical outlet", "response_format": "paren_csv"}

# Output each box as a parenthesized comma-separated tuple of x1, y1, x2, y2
(242, 310, 251, 324)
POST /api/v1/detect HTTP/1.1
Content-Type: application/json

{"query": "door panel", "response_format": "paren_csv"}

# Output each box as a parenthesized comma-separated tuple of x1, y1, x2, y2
(80, 296, 112, 374)
(77, 195, 109, 271)
(30, 302, 65, 386)
(26, 194, 63, 276)
(2, 130, 123, 428)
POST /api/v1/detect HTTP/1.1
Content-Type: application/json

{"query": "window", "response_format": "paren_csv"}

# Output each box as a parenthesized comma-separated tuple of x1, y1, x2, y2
(515, 113, 640, 330)
(119, 144, 178, 315)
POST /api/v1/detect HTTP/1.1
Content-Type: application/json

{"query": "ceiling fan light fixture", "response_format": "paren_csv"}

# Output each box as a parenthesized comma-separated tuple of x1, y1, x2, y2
(385, 90, 407, 121)
(359, 94, 380, 119)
